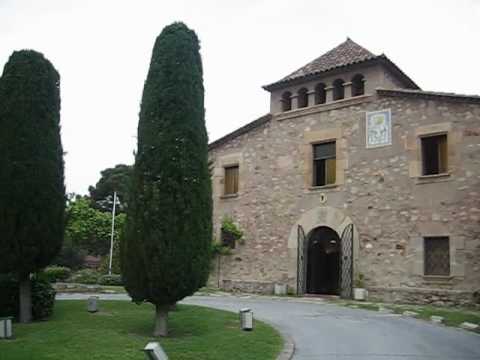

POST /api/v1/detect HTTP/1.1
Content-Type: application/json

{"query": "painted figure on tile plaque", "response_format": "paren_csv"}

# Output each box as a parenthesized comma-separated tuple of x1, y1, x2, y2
(366, 109, 391, 148)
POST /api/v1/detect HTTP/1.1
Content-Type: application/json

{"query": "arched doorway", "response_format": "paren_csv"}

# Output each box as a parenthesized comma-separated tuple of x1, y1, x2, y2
(306, 227, 341, 295)
(289, 206, 356, 298)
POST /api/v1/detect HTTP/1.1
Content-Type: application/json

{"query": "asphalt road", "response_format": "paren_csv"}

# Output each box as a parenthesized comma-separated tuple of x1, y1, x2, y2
(57, 293, 480, 359)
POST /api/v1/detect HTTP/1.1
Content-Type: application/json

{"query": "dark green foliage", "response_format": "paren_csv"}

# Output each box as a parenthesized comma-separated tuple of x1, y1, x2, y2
(98, 274, 123, 286)
(0, 274, 56, 320)
(211, 242, 232, 256)
(42, 266, 72, 283)
(0, 50, 65, 277)
(122, 22, 212, 306)
(221, 216, 244, 239)
(53, 244, 87, 270)
(69, 269, 100, 284)
(88, 164, 132, 213)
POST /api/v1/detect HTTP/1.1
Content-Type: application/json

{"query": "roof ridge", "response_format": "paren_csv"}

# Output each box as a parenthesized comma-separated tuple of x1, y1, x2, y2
(271, 38, 376, 87)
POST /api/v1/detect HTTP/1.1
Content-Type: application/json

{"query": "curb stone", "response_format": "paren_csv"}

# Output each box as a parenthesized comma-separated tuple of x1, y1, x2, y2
(460, 322, 479, 331)
(263, 320, 295, 360)
(430, 315, 444, 324)
(403, 311, 419, 318)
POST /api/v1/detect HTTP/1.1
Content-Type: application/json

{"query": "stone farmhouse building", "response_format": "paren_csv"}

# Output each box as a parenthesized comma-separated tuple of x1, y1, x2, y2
(208, 39, 480, 305)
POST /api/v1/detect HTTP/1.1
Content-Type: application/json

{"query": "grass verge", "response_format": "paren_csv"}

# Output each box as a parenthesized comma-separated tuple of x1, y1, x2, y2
(0, 300, 283, 360)
(337, 300, 480, 331)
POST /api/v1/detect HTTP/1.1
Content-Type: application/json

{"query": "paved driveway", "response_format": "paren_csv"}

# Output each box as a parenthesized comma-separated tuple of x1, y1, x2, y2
(58, 294, 480, 359)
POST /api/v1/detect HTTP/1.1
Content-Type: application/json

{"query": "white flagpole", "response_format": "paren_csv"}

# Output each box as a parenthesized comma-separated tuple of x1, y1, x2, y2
(108, 191, 117, 275)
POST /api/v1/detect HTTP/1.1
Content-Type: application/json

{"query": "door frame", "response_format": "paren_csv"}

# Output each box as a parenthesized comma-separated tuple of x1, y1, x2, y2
(289, 206, 358, 298)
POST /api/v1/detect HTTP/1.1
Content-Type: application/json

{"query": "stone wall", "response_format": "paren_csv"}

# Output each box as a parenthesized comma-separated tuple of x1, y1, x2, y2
(209, 90, 480, 304)
(368, 287, 476, 307)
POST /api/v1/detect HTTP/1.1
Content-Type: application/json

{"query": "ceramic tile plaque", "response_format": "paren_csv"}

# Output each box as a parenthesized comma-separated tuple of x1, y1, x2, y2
(366, 109, 391, 148)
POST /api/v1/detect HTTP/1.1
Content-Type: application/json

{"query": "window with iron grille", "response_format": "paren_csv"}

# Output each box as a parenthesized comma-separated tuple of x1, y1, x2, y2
(224, 165, 239, 195)
(313, 142, 336, 186)
(421, 134, 447, 175)
(424, 237, 450, 276)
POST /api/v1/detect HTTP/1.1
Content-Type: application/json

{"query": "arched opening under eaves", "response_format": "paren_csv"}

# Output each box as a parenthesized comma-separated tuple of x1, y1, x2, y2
(281, 91, 292, 112)
(333, 79, 345, 101)
(297, 88, 308, 108)
(351, 74, 365, 97)
(314, 83, 326, 105)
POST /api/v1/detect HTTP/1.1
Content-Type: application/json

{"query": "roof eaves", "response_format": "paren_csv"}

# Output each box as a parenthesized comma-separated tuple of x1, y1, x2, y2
(208, 113, 272, 151)
(377, 88, 480, 104)
(263, 56, 378, 92)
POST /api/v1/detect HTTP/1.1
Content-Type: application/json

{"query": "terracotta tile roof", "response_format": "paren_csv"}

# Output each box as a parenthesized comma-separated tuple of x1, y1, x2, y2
(377, 88, 480, 104)
(284, 38, 374, 81)
(208, 114, 272, 150)
(263, 38, 419, 91)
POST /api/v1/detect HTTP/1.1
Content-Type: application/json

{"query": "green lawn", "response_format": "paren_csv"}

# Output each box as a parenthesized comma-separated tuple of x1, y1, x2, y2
(0, 301, 283, 360)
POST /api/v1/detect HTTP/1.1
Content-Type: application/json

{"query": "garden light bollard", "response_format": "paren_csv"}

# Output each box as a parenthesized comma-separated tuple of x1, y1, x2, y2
(143, 342, 168, 360)
(0, 317, 13, 339)
(87, 296, 99, 313)
(239, 308, 253, 331)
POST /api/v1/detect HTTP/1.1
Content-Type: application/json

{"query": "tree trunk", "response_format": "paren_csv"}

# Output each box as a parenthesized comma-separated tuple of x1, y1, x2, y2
(19, 275, 32, 323)
(153, 305, 169, 337)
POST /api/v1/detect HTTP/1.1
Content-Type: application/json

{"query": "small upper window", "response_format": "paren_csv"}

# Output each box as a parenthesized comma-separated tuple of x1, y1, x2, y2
(421, 134, 447, 175)
(297, 88, 308, 108)
(281, 91, 292, 112)
(333, 79, 345, 101)
(314, 83, 326, 104)
(351, 74, 365, 96)
(224, 165, 239, 195)
(424, 237, 450, 276)
(313, 142, 336, 187)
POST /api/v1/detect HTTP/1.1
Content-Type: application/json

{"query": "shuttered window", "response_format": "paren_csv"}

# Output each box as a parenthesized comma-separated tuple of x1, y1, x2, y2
(313, 142, 336, 186)
(424, 237, 450, 276)
(224, 165, 239, 195)
(421, 134, 448, 175)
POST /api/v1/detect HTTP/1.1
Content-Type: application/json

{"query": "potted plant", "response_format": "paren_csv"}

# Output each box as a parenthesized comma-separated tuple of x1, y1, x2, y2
(353, 273, 368, 301)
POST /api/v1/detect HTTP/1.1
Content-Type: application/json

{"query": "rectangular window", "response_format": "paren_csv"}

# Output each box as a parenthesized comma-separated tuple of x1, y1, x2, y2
(421, 134, 447, 175)
(313, 142, 336, 186)
(424, 237, 450, 276)
(224, 165, 239, 195)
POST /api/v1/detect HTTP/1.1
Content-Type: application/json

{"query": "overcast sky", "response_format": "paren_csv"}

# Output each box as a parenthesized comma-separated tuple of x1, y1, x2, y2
(1, 0, 479, 195)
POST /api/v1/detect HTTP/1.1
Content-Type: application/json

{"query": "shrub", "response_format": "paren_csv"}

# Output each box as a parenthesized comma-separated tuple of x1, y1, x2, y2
(53, 245, 87, 270)
(0, 274, 56, 320)
(31, 277, 56, 319)
(43, 266, 71, 283)
(69, 269, 100, 284)
(98, 274, 123, 286)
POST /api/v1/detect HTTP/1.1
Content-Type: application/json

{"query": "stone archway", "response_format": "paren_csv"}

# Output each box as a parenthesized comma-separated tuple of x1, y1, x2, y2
(287, 206, 359, 295)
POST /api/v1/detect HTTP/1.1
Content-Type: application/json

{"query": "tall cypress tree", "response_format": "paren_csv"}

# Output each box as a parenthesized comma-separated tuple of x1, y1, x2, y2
(121, 22, 212, 337)
(0, 50, 65, 323)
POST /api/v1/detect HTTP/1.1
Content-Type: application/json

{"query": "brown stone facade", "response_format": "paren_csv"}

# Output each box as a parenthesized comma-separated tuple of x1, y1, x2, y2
(208, 54, 480, 305)
(211, 90, 480, 302)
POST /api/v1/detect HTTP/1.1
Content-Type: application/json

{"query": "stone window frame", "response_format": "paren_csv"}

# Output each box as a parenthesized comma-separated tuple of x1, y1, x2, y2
(411, 227, 465, 282)
(213, 153, 243, 200)
(408, 122, 456, 181)
(302, 128, 346, 191)
(424, 236, 450, 276)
